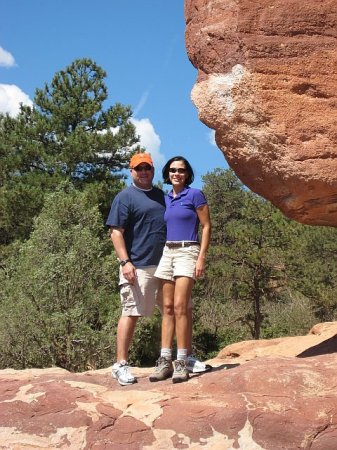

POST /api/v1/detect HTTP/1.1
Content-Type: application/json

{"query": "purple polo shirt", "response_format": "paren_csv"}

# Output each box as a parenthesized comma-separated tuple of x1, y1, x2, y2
(164, 186, 207, 241)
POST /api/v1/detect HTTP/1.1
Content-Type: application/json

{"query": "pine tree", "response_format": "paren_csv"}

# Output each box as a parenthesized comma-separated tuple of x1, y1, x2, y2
(0, 58, 139, 245)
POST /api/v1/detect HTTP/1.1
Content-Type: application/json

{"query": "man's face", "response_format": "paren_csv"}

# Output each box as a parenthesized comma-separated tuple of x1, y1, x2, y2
(130, 163, 154, 189)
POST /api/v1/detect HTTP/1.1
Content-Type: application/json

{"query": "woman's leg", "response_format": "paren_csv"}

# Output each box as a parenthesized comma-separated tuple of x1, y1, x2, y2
(149, 280, 175, 382)
(170, 276, 194, 383)
(161, 280, 175, 349)
(187, 306, 193, 355)
(174, 276, 194, 352)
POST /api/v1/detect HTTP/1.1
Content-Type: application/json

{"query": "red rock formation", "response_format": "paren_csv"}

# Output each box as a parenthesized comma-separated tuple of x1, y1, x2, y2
(185, 0, 337, 226)
(1, 322, 337, 449)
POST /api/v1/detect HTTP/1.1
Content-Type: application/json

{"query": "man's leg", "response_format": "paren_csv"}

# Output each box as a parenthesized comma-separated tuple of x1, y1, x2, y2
(112, 314, 139, 386)
(116, 315, 139, 362)
(112, 275, 141, 386)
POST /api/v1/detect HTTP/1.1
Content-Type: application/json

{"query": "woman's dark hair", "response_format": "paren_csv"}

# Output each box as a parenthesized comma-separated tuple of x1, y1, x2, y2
(162, 156, 194, 185)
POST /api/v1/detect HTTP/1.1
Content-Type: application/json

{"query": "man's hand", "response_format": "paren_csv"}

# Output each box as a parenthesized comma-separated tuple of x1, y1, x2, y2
(122, 262, 137, 284)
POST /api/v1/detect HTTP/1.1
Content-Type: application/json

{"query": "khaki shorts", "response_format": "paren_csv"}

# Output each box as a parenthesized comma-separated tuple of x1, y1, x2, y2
(119, 266, 161, 317)
(154, 244, 200, 281)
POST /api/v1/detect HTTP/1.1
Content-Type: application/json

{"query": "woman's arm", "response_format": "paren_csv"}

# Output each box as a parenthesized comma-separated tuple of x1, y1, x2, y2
(195, 204, 211, 278)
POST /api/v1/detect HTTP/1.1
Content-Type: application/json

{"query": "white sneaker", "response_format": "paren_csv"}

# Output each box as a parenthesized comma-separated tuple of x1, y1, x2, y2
(186, 355, 212, 373)
(112, 361, 137, 386)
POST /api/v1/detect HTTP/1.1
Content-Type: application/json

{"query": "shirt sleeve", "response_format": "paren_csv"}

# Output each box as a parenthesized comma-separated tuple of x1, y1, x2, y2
(193, 189, 207, 209)
(105, 191, 130, 228)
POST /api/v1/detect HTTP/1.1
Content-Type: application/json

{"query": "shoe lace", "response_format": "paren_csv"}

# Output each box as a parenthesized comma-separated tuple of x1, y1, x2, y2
(155, 357, 167, 370)
(175, 360, 186, 372)
(118, 363, 132, 378)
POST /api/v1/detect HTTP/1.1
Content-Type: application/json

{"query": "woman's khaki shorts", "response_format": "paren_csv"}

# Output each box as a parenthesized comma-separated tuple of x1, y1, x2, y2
(154, 244, 200, 281)
(119, 266, 162, 317)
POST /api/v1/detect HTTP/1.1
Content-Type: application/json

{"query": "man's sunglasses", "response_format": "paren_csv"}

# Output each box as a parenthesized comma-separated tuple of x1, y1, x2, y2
(133, 165, 152, 172)
(169, 168, 187, 174)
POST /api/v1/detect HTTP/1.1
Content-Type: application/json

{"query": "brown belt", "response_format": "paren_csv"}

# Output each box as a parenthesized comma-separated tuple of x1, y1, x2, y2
(165, 241, 199, 249)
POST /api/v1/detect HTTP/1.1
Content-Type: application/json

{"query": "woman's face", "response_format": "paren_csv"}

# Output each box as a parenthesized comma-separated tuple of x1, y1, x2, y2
(169, 160, 188, 188)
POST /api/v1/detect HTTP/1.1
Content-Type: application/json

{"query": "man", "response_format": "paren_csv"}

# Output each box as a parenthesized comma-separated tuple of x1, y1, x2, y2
(107, 152, 211, 386)
(106, 152, 166, 385)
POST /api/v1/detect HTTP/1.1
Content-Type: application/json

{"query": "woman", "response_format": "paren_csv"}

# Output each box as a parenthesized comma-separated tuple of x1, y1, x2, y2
(150, 156, 211, 383)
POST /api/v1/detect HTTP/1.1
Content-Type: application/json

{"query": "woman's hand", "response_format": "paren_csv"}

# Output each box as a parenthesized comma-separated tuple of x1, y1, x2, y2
(195, 256, 205, 278)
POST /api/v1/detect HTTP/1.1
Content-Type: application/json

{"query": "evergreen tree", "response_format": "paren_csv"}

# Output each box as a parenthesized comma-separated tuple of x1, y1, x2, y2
(194, 169, 294, 350)
(225, 194, 291, 338)
(0, 58, 139, 245)
(202, 168, 245, 246)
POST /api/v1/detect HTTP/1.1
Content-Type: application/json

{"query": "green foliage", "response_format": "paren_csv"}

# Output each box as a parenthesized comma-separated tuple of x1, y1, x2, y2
(202, 168, 245, 245)
(286, 224, 337, 321)
(195, 168, 337, 352)
(198, 170, 292, 340)
(0, 187, 120, 371)
(0, 58, 138, 245)
(261, 294, 316, 339)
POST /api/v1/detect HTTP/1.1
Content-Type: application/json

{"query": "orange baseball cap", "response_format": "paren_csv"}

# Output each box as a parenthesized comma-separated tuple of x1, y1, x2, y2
(129, 153, 153, 168)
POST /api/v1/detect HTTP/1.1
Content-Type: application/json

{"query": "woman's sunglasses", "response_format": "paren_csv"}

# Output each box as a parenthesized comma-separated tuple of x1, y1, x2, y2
(169, 168, 187, 174)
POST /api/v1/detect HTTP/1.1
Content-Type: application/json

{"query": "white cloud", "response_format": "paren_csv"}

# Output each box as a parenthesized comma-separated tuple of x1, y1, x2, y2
(0, 84, 33, 117)
(131, 117, 165, 168)
(97, 118, 166, 179)
(208, 129, 216, 146)
(0, 46, 16, 67)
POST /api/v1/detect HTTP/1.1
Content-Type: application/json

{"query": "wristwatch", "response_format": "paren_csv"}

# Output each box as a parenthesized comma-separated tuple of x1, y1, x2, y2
(120, 258, 131, 266)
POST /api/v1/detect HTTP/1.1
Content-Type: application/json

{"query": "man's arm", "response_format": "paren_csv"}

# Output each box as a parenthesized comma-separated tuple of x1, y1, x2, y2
(110, 227, 136, 284)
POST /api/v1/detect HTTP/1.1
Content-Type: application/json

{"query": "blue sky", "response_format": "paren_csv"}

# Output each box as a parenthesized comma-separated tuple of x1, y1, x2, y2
(0, 0, 227, 188)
